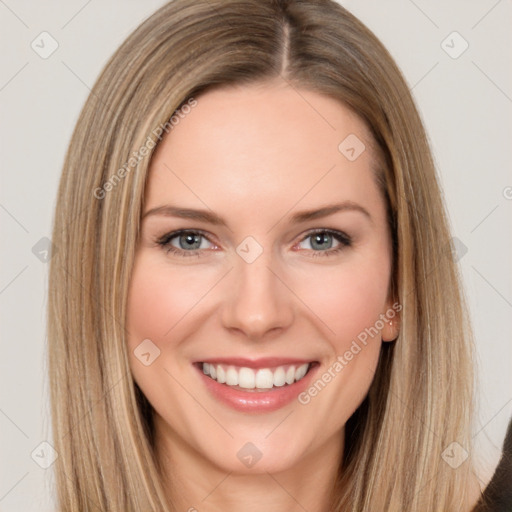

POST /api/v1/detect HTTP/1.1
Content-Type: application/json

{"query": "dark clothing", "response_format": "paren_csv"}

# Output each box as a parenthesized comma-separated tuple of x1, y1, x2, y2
(472, 417, 512, 511)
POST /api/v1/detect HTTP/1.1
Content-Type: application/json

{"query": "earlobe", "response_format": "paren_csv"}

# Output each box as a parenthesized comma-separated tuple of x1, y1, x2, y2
(381, 317, 400, 342)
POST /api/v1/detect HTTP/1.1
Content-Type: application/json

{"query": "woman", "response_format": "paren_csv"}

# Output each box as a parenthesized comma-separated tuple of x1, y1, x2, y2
(47, 0, 495, 510)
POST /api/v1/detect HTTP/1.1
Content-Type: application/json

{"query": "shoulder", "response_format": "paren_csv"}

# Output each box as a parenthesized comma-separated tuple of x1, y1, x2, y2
(470, 416, 512, 512)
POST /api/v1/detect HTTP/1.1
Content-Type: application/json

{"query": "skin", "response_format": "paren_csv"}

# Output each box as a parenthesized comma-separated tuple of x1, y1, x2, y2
(126, 78, 399, 512)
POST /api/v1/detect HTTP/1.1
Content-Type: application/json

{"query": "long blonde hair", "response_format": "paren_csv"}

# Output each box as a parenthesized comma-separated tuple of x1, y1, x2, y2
(48, 0, 476, 509)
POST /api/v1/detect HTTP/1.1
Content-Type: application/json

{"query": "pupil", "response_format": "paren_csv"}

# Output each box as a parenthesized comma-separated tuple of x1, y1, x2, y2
(181, 233, 200, 249)
(312, 233, 331, 250)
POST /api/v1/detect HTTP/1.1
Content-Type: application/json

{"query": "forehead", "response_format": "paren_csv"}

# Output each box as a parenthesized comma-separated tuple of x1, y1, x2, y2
(145, 81, 384, 223)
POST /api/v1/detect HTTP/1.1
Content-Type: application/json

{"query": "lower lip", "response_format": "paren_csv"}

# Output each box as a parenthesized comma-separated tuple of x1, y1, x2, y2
(195, 363, 319, 413)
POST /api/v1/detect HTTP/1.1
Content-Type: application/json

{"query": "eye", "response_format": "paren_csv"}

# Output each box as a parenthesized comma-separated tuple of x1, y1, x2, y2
(155, 228, 352, 258)
(297, 229, 352, 257)
(156, 230, 215, 257)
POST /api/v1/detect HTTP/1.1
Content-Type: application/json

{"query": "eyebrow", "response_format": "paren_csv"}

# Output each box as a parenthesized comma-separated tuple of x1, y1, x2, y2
(141, 201, 372, 226)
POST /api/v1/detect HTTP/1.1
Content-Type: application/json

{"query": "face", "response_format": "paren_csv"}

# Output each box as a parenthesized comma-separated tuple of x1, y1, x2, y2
(126, 79, 399, 477)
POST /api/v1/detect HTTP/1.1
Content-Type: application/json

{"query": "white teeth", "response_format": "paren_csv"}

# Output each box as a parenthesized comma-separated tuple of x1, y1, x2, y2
(238, 367, 255, 389)
(201, 362, 311, 389)
(273, 367, 286, 387)
(226, 367, 238, 386)
(255, 369, 274, 389)
(295, 363, 308, 381)
(216, 365, 226, 384)
(285, 366, 295, 385)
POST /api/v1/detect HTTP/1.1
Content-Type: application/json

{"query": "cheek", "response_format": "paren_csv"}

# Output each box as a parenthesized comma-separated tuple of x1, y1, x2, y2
(293, 252, 391, 350)
(125, 254, 215, 421)
(291, 254, 390, 426)
(126, 270, 170, 347)
(126, 255, 214, 348)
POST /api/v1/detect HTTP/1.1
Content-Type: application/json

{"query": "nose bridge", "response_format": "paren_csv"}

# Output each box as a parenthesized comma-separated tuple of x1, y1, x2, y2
(237, 248, 277, 299)
(220, 240, 294, 338)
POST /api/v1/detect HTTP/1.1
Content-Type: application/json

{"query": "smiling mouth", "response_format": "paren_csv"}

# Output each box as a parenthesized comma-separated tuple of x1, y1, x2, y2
(198, 362, 317, 391)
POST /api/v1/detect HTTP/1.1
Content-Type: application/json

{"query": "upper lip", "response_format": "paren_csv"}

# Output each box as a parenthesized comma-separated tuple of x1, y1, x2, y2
(195, 357, 317, 369)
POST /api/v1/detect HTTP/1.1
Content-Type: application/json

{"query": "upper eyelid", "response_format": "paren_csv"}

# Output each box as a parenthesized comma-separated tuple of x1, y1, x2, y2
(296, 229, 351, 248)
(157, 229, 216, 247)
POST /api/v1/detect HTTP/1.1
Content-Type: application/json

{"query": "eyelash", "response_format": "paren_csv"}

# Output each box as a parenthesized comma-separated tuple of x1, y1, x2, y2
(155, 229, 352, 258)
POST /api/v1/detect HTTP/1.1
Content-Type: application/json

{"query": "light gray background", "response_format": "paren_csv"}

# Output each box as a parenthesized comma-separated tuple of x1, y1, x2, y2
(1, 1, 511, 510)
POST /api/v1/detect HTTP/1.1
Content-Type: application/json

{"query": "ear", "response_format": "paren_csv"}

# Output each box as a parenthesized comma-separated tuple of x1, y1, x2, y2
(381, 300, 401, 342)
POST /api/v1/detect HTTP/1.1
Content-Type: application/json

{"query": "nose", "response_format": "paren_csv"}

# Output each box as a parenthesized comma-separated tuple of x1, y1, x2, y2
(220, 249, 295, 341)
